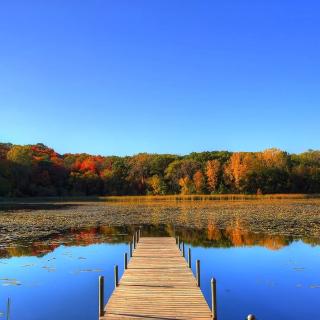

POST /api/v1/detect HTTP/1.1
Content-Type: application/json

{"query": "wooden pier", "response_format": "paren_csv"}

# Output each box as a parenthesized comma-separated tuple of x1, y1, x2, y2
(99, 236, 214, 319)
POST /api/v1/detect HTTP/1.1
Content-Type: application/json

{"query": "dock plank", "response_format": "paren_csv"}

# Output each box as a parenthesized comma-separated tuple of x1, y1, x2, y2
(100, 237, 212, 320)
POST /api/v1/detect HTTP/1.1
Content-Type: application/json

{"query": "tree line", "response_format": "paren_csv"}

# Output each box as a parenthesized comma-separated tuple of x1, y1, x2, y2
(0, 143, 319, 197)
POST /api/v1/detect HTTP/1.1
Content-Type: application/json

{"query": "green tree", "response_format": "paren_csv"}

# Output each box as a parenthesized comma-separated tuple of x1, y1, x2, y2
(7, 145, 33, 166)
(165, 159, 200, 193)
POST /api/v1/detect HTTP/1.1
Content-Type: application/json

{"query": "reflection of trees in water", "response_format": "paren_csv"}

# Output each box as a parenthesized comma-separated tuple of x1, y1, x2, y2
(224, 219, 291, 249)
(174, 220, 310, 249)
(0, 226, 134, 259)
(207, 222, 222, 241)
(1, 223, 319, 258)
(301, 237, 320, 246)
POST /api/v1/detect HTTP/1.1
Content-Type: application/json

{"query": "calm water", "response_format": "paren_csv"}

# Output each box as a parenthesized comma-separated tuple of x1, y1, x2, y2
(0, 225, 319, 320)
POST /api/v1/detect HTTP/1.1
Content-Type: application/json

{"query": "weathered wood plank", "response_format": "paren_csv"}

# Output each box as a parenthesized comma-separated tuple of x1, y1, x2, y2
(100, 237, 212, 320)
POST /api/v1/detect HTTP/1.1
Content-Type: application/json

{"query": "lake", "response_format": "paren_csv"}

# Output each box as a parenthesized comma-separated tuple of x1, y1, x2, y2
(0, 200, 320, 319)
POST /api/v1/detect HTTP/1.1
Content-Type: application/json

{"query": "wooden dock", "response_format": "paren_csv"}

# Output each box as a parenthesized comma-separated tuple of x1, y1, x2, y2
(99, 236, 213, 319)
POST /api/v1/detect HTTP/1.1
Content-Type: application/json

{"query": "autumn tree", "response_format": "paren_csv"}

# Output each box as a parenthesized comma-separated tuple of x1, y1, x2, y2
(257, 148, 288, 169)
(0, 143, 12, 160)
(224, 152, 255, 192)
(165, 159, 200, 193)
(147, 175, 166, 195)
(193, 170, 205, 194)
(178, 176, 195, 194)
(245, 149, 290, 194)
(7, 145, 33, 166)
(205, 160, 221, 193)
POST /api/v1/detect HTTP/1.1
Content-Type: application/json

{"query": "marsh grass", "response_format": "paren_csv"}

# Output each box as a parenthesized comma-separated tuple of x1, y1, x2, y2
(103, 193, 320, 202)
(1, 193, 320, 204)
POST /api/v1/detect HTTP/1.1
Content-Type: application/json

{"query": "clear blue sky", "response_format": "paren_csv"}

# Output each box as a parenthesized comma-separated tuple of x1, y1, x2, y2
(0, 1, 319, 156)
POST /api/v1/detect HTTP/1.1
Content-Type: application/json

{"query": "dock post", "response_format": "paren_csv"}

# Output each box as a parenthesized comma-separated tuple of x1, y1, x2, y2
(133, 234, 136, 249)
(178, 236, 180, 250)
(136, 231, 139, 243)
(196, 259, 200, 287)
(182, 242, 185, 257)
(247, 315, 256, 320)
(6, 298, 10, 320)
(129, 242, 133, 257)
(98, 276, 104, 317)
(114, 265, 119, 288)
(139, 228, 141, 240)
(188, 248, 191, 268)
(124, 253, 128, 270)
(211, 278, 217, 320)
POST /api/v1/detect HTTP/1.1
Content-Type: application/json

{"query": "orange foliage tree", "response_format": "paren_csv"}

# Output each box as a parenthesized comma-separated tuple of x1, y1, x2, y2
(224, 152, 255, 192)
(205, 160, 221, 193)
(193, 170, 205, 194)
(179, 176, 194, 194)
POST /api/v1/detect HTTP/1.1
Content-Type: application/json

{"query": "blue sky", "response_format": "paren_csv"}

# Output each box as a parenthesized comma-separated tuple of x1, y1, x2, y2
(0, 1, 319, 156)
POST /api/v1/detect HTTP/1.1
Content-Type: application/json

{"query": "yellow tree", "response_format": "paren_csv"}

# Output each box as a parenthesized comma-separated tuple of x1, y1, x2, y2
(205, 160, 221, 193)
(147, 175, 166, 195)
(224, 152, 254, 191)
(193, 170, 205, 194)
(179, 176, 194, 194)
(7, 145, 33, 166)
(258, 148, 287, 169)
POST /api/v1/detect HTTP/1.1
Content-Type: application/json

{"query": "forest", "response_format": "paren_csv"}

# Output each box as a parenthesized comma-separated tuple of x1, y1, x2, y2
(0, 143, 319, 197)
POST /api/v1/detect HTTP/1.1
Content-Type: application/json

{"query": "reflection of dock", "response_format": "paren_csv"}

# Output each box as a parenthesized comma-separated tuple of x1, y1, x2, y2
(99, 236, 214, 319)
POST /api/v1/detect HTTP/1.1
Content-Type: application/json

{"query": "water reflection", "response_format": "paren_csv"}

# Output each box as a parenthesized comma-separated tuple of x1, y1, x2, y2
(1, 222, 319, 258)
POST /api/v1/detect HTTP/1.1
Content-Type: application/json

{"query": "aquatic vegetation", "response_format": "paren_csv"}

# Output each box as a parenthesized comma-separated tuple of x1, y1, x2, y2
(1, 199, 320, 248)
